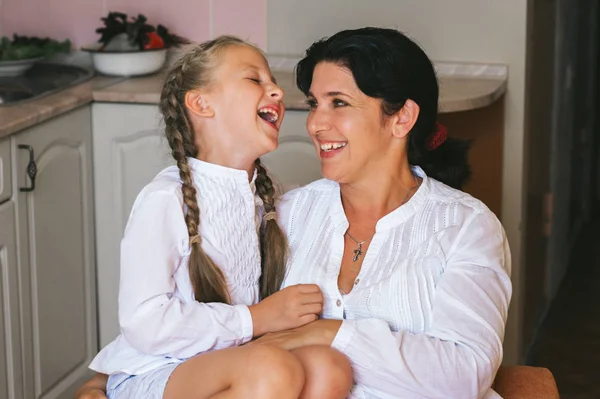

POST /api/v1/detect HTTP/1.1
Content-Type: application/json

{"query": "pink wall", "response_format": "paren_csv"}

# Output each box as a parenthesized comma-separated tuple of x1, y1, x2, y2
(0, 0, 266, 49)
(212, 0, 265, 44)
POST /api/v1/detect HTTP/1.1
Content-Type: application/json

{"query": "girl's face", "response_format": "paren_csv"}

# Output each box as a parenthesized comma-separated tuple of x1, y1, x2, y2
(197, 45, 285, 165)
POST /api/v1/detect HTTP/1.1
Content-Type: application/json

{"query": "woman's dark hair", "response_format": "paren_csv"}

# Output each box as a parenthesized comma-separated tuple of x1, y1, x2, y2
(295, 27, 471, 189)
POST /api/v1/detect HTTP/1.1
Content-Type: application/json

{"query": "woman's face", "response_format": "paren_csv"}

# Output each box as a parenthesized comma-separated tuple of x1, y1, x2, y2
(305, 62, 395, 184)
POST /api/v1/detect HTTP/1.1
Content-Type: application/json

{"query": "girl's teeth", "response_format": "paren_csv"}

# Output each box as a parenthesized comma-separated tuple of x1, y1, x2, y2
(258, 107, 279, 122)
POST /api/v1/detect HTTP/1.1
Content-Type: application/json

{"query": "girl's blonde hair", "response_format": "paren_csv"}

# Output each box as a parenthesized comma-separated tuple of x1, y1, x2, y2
(159, 36, 287, 303)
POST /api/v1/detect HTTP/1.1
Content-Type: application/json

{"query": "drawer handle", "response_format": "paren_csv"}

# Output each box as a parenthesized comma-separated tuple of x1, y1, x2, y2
(18, 145, 37, 192)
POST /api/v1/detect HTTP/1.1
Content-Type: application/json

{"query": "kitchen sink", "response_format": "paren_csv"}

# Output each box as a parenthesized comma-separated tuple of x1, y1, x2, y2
(0, 63, 94, 106)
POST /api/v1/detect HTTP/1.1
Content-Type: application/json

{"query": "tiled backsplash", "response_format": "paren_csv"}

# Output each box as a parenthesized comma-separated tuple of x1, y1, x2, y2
(0, 0, 266, 49)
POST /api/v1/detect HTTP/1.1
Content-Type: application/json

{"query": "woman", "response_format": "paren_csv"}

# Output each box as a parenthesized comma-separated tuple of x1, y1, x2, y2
(77, 27, 511, 399)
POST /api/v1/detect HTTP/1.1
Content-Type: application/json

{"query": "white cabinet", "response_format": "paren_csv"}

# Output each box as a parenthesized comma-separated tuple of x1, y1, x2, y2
(0, 138, 12, 202)
(1, 138, 23, 399)
(10, 105, 97, 399)
(0, 199, 24, 399)
(92, 103, 173, 346)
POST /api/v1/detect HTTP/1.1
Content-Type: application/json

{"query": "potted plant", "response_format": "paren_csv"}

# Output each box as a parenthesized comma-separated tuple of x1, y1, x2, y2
(83, 12, 188, 77)
(0, 35, 71, 77)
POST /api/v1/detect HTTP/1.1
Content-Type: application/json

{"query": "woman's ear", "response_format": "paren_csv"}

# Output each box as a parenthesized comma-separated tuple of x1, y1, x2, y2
(185, 90, 215, 118)
(392, 99, 420, 139)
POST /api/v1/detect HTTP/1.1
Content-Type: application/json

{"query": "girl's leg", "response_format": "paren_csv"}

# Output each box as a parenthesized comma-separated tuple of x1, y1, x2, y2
(291, 345, 353, 399)
(163, 344, 305, 399)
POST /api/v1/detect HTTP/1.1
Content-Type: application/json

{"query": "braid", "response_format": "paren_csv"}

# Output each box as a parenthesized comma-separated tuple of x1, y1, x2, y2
(159, 44, 236, 304)
(254, 159, 288, 298)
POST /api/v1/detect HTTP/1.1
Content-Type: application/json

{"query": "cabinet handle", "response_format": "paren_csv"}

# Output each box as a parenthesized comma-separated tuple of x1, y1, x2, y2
(18, 145, 37, 192)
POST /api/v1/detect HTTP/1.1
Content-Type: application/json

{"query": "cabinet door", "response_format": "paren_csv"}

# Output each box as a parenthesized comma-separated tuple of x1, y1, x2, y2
(260, 110, 322, 191)
(92, 103, 173, 346)
(13, 105, 97, 399)
(0, 200, 23, 399)
(0, 138, 12, 203)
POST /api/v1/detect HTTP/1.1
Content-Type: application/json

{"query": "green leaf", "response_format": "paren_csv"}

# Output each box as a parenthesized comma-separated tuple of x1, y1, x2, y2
(0, 35, 71, 61)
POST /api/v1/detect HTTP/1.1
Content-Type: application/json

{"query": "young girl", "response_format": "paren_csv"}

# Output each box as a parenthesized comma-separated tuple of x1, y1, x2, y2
(86, 36, 352, 399)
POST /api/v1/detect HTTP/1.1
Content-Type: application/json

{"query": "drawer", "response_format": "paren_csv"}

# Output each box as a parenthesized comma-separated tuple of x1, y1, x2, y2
(0, 138, 11, 203)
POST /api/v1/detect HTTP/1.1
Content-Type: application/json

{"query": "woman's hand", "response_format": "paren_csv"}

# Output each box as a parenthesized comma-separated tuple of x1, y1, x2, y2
(249, 284, 323, 336)
(247, 319, 343, 351)
(73, 373, 108, 399)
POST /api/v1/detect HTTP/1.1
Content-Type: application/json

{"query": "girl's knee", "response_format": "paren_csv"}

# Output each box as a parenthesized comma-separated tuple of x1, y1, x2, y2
(247, 345, 305, 397)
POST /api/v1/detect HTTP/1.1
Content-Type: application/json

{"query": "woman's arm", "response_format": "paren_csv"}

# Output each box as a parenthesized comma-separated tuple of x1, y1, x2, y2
(257, 209, 511, 398)
(73, 373, 108, 399)
(331, 210, 512, 398)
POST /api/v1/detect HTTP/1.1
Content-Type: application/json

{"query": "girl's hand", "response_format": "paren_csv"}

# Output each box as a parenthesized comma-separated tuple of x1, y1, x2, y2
(73, 373, 108, 399)
(249, 284, 323, 336)
(247, 319, 343, 350)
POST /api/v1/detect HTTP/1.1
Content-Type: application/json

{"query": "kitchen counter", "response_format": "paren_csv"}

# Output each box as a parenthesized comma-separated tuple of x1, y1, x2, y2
(1, 60, 507, 139)
(93, 59, 507, 113)
(0, 75, 123, 139)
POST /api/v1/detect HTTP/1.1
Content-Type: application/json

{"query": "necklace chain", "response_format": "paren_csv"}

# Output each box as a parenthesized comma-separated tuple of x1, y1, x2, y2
(345, 174, 420, 262)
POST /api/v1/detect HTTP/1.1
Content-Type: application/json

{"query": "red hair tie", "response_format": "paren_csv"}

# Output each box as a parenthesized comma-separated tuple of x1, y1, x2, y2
(426, 122, 447, 151)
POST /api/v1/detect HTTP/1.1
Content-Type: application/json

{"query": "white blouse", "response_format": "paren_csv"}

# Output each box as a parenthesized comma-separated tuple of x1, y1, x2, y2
(278, 167, 512, 399)
(89, 157, 261, 377)
(89, 160, 511, 399)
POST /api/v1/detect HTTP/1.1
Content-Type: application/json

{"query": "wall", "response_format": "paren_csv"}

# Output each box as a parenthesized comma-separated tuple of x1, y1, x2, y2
(267, 0, 529, 365)
(0, 0, 266, 49)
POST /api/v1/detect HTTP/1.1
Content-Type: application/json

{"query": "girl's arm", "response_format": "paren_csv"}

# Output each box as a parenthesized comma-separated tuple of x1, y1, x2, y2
(117, 190, 254, 358)
(117, 189, 322, 359)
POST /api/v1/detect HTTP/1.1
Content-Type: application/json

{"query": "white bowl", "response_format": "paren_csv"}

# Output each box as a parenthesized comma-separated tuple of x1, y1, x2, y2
(86, 49, 167, 77)
(0, 58, 43, 77)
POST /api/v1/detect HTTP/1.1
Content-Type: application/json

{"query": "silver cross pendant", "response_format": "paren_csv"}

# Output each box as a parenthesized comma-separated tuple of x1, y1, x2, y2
(352, 245, 363, 262)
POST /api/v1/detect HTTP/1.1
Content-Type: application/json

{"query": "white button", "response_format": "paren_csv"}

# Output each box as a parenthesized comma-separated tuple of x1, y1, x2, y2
(336, 299, 342, 307)
(354, 278, 360, 285)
